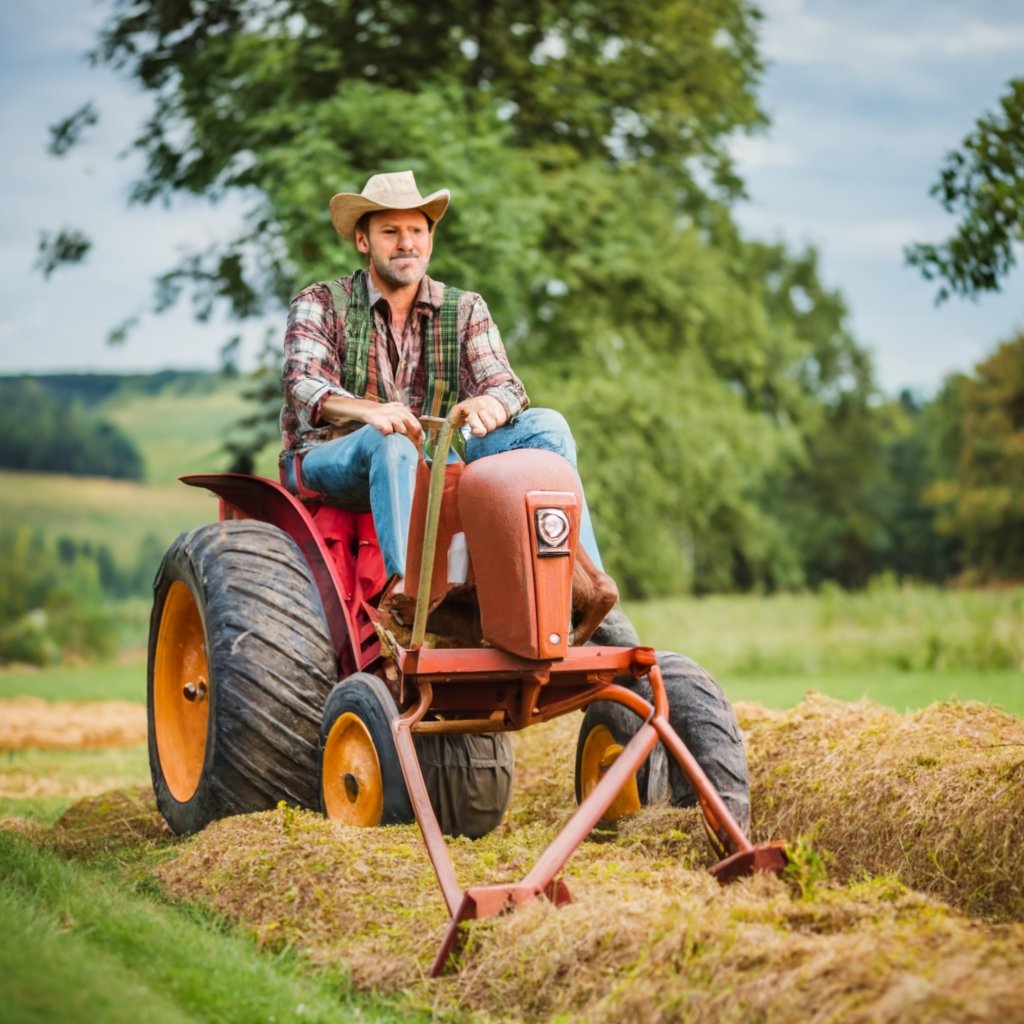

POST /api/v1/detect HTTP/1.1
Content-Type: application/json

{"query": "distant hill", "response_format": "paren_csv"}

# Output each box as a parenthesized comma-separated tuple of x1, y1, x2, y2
(4, 369, 225, 407)
(0, 377, 144, 480)
(0, 371, 280, 485)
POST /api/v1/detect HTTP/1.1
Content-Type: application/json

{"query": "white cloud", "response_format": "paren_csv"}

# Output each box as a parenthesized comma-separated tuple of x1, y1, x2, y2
(728, 133, 802, 169)
(756, 0, 1024, 94)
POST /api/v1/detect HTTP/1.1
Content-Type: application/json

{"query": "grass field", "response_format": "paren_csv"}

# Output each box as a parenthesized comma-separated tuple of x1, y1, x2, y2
(99, 381, 279, 486)
(0, 831, 421, 1024)
(0, 659, 149, 703)
(1, 469, 215, 570)
(3, 583, 1022, 714)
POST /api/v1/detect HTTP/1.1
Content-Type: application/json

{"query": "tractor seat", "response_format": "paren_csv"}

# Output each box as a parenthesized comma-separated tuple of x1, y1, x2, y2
(279, 457, 387, 608)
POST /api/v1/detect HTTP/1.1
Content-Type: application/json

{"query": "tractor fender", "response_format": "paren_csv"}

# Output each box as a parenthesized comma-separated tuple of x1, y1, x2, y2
(180, 473, 359, 677)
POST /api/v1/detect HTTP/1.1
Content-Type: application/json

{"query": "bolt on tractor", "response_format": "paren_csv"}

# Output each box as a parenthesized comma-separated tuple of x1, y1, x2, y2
(148, 412, 787, 974)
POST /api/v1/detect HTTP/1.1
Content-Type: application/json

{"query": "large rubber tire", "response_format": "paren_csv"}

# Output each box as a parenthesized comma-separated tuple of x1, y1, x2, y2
(575, 651, 750, 836)
(148, 520, 337, 835)
(319, 674, 515, 838)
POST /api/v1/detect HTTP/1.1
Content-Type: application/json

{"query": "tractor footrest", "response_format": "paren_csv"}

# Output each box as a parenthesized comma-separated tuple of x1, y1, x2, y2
(709, 840, 788, 883)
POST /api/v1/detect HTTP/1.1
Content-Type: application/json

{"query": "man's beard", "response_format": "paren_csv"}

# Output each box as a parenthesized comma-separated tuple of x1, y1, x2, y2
(371, 250, 428, 289)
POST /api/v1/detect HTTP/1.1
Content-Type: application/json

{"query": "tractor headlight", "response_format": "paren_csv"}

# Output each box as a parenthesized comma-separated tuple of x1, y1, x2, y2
(535, 508, 571, 556)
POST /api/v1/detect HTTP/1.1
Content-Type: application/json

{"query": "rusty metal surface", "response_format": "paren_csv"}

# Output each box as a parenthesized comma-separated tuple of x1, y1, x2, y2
(459, 450, 582, 660)
(708, 840, 790, 883)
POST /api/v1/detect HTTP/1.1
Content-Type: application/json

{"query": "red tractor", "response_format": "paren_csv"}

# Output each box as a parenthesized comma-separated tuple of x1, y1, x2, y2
(147, 414, 785, 973)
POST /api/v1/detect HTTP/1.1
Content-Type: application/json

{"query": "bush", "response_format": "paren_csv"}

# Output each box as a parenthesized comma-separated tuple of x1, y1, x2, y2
(0, 528, 118, 666)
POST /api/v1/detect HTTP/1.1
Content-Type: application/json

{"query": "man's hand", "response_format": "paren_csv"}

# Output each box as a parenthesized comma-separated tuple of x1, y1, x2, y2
(321, 396, 423, 443)
(359, 401, 424, 441)
(450, 394, 509, 437)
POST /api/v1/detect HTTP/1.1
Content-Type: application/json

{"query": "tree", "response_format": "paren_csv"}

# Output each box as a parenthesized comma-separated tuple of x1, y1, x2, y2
(926, 333, 1024, 579)
(0, 378, 144, 480)
(44, 0, 881, 595)
(906, 77, 1024, 302)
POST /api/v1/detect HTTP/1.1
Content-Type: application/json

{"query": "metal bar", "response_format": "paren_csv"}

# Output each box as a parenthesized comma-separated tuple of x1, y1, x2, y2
(651, 721, 753, 855)
(410, 417, 454, 648)
(391, 683, 464, 917)
(519, 716, 660, 892)
(399, 642, 646, 678)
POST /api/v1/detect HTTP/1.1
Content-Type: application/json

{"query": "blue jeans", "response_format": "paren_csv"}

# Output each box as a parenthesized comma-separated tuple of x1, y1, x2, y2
(285, 408, 604, 577)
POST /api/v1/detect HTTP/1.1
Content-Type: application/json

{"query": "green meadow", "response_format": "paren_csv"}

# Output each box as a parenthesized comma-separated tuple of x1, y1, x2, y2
(2, 375, 1022, 1024)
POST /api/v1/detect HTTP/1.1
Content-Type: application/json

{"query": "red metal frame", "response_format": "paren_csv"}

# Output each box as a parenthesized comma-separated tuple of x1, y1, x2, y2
(181, 473, 375, 677)
(388, 643, 786, 976)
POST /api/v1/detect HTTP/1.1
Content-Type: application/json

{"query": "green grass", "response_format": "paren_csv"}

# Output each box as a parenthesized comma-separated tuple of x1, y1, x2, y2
(0, 747, 151, 824)
(625, 581, 1024, 676)
(0, 660, 148, 703)
(100, 382, 279, 486)
(0, 830, 429, 1024)
(721, 668, 1024, 717)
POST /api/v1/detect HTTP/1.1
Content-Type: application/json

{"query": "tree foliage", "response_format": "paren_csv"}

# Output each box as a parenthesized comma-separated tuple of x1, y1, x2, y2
(0, 378, 144, 480)
(0, 528, 118, 665)
(926, 333, 1024, 579)
(906, 77, 1024, 302)
(47, 0, 892, 595)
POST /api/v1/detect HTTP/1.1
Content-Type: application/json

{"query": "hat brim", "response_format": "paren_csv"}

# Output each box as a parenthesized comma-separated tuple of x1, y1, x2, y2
(329, 189, 450, 241)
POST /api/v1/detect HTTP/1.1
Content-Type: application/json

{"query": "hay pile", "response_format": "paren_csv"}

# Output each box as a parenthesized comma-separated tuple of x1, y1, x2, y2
(740, 693, 1024, 920)
(44, 786, 172, 858)
(149, 701, 1024, 1022)
(11, 693, 1024, 1019)
(0, 697, 146, 749)
(154, 804, 1024, 1022)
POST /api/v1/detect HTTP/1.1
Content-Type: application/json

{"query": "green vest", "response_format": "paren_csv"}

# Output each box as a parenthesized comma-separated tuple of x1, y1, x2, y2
(323, 270, 463, 417)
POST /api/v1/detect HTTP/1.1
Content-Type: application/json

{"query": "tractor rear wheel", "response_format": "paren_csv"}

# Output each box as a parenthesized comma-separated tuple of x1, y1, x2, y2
(148, 520, 337, 835)
(575, 651, 750, 837)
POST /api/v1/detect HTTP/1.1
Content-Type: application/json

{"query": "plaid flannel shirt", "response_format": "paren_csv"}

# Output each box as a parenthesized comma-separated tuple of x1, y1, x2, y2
(280, 272, 529, 457)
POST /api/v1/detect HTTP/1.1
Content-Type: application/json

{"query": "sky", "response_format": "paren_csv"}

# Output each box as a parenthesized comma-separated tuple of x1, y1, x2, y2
(0, 0, 1021, 396)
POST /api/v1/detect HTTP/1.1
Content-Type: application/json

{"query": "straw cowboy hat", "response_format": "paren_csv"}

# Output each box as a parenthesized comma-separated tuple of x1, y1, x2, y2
(329, 170, 451, 241)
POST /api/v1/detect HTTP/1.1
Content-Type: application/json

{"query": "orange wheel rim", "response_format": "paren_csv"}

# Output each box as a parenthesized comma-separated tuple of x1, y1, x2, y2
(153, 580, 210, 802)
(580, 723, 642, 820)
(322, 712, 384, 827)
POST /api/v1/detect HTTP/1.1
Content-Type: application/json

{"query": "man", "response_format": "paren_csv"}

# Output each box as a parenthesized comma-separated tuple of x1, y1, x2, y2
(280, 170, 618, 642)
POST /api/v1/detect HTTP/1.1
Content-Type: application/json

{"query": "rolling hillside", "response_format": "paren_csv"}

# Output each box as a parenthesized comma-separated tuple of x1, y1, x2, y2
(1, 372, 280, 571)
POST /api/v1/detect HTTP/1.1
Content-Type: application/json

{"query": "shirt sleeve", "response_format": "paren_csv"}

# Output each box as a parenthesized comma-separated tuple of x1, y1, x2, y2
(458, 292, 530, 419)
(282, 283, 355, 430)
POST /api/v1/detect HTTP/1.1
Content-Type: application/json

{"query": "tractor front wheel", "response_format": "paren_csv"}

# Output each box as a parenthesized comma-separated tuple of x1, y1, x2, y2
(148, 520, 337, 835)
(320, 675, 515, 838)
(319, 674, 414, 827)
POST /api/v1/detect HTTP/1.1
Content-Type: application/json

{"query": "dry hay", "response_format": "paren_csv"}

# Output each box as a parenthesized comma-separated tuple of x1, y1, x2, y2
(14, 696, 1024, 1019)
(147, 706, 1024, 1022)
(42, 785, 172, 858)
(739, 692, 1024, 920)
(153, 804, 1024, 1023)
(0, 696, 146, 749)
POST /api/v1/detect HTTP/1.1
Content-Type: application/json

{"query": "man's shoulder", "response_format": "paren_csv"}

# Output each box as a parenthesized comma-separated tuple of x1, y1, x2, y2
(427, 276, 484, 308)
(291, 271, 362, 307)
